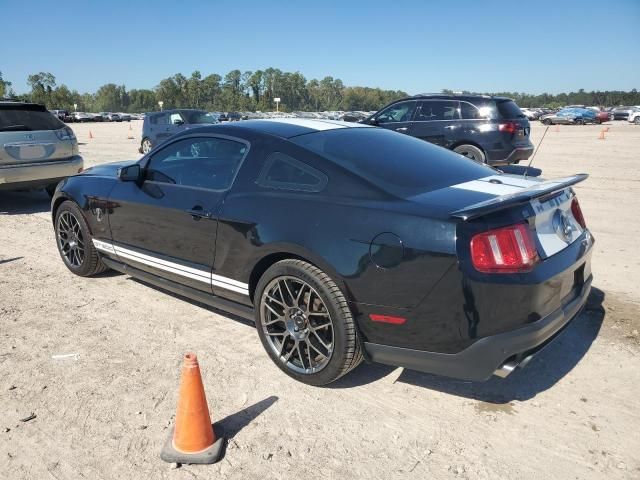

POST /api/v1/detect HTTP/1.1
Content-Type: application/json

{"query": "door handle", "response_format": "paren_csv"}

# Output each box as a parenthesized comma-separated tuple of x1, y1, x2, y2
(187, 205, 210, 220)
(395, 127, 408, 132)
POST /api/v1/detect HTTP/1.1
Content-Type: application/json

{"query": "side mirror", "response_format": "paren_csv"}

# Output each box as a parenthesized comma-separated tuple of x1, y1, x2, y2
(118, 164, 141, 182)
(173, 119, 184, 125)
(366, 117, 378, 125)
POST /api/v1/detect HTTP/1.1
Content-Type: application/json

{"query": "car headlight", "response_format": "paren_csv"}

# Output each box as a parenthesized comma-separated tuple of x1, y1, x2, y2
(55, 126, 77, 141)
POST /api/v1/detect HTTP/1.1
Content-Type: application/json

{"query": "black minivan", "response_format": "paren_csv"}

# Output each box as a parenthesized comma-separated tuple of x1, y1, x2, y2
(362, 94, 533, 165)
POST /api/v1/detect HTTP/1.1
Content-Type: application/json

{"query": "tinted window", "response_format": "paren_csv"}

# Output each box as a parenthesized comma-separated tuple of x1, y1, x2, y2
(496, 100, 525, 119)
(376, 101, 417, 124)
(181, 111, 218, 124)
(291, 128, 493, 197)
(416, 100, 460, 121)
(146, 136, 247, 190)
(460, 101, 483, 119)
(257, 152, 327, 192)
(0, 108, 64, 131)
(150, 113, 170, 125)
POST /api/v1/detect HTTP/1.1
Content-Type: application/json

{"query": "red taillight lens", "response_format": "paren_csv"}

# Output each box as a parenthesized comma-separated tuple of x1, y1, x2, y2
(498, 122, 518, 134)
(571, 197, 586, 229)
(470, 223, 539, 273)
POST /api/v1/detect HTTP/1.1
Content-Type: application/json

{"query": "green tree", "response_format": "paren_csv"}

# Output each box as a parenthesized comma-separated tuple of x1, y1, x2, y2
(27, 72, 56, 107)
(0, 71, 13, 98)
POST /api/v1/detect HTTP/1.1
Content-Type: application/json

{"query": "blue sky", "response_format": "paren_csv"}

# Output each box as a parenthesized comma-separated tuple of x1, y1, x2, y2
(2, 0, 638, 95)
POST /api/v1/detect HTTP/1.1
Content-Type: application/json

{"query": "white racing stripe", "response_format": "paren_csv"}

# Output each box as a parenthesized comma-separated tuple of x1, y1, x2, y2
(92, 239, 249, 296)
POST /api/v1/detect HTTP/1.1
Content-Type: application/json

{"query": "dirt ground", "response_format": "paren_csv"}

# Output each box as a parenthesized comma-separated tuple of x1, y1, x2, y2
(1, 120, 639, 480)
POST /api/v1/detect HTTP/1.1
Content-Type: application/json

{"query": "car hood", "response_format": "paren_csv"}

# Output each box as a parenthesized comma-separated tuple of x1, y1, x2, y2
(81, 160, 137, 177)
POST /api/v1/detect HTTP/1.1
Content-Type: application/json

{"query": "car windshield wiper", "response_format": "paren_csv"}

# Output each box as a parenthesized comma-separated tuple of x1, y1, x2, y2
(0, 125, 32, 132)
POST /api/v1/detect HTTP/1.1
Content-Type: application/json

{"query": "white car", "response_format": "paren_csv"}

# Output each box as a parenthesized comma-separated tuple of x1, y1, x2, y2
(628, 108, 640, 124)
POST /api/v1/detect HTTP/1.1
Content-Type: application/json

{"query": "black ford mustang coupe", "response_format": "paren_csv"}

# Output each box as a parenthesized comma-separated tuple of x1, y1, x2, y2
(51, 119, 593, 385)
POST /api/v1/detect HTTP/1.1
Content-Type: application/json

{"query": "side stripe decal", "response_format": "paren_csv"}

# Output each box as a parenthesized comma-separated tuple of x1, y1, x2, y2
(92, 239, 249, 296)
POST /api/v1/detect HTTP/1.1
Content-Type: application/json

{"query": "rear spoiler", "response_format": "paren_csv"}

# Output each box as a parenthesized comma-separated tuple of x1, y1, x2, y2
(451, 173, 588, 221)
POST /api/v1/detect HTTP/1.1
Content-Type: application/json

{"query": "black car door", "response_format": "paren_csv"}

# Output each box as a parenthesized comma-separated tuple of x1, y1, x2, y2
(373, 100, 417, 134)
(409, 100, 461, 147)
(107, 134, 249, 294)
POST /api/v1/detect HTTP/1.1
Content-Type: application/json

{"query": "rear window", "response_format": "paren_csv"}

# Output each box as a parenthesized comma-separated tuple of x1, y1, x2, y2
(496, 100, 525, 119)
(181, 111, 217, 124)
(290, 128, 494, 197)
(0, 107, 64, 131)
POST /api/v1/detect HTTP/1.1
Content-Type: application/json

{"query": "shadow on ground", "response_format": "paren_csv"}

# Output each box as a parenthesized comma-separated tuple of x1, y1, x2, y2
(0, 256, 24, 265)
(0, 190, 51, 215)
(333, 288, 605, 403)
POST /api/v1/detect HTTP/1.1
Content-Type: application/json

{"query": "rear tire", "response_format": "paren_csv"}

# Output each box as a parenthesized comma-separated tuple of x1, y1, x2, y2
(254, 259, 363, 386)
(542, 118, 552, 125)
(635, 117, 640, 125)
(141, 138, 152, 154)
(575, 118, 584, 125)
(54, 201, 108, 277)
(453, 144, 486, 163)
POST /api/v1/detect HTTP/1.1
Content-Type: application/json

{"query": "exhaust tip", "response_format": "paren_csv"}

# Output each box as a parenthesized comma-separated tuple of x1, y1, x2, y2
(494, 360, 519, 378)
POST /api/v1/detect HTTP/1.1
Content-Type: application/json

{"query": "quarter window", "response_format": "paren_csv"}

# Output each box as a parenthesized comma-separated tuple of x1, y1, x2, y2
(375, 101, 417, 124)
(460, 102, 483, 120)
(146, 136, 247, 190)
(150, 113, 170, 125)
(416, 100, 460, 121)
(169, 113, 184, 125)
(257, 152, 327, 192)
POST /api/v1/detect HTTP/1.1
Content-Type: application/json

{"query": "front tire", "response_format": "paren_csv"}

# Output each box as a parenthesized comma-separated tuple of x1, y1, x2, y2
(635, 117, 640, 125)
(54, 201, 108, 277)
(542, 118, 552, 125)
(141, 138, 152, 154)
(254, 259, 363, 386)
(453, 144, 486, 163)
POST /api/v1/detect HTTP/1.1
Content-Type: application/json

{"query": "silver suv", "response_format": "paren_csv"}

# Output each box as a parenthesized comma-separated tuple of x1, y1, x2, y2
(0, 102, 83, 196)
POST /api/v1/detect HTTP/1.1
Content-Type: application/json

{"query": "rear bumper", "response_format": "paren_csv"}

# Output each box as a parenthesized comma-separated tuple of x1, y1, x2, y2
(487, 145, 534, 165)
(0, 155, 83, 189)
(364, 275, 592, 381)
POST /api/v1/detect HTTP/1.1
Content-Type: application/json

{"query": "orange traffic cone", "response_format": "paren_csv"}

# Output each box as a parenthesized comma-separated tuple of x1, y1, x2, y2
(160, 353, 224, 464)
(553, 125, 560, 133)
(129, 123, 132, 131)
(89, 130, 94, 139)
(598, 130, 605, 140)
(604, 126, 610, 132)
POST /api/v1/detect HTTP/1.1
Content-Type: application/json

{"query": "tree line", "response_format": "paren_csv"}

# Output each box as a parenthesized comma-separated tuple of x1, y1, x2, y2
(2, 69, 639, 113)
(2, 69, 407, 113)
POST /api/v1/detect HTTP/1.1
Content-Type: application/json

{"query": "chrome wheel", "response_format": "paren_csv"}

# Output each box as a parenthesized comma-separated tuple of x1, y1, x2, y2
(142, 138, 152, 154)
(260, 276, 334, 375)
(57, 211, 85, 267)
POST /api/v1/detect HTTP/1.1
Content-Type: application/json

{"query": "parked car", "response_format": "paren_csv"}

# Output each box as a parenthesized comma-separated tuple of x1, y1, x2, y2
(90, 113, 104, 122)
(139, 109, 219, 153)
(72, 112, 93, 123)
(0, 101, 83, 196)
(628, 108, 640, 124)
(227, 112, 243, 122)
(50, 118, 593, 385)
(611, 106, 635, 120)
(595, 111, 612, 124)
(101, 112, 121, 122)
(362, 94, 533, 165)
(520, 108, 540, 120)
(540, 108, 597, 125)
(50, 109, 71, 122)
(118, 113, 132, 122)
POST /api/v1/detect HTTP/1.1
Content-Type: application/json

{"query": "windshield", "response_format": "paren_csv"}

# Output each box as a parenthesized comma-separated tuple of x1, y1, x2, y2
(182, 111, 218, 124)
(0, 107, 65, 131)
(290, 128, 494, 197)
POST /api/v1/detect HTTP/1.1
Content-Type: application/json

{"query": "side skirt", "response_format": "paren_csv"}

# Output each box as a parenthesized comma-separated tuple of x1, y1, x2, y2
(101, 257, 255, 322)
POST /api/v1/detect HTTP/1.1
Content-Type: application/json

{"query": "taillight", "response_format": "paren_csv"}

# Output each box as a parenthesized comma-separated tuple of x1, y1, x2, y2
(498, 122, 518, 134)
(571, 197, 586, 229)
(470, 223, 539, 273)
(55, 126, 76, 141)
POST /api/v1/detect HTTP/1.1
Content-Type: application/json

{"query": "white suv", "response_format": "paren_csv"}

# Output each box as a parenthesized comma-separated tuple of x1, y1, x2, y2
(628, 108, 640, 125)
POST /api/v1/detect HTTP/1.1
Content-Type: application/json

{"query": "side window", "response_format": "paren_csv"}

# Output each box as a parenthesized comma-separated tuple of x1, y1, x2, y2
(170, 112, 184, 125)
(150, 113, 170, 125)
(417, 100, 461, 121)
(460, 102, 482, 120)
(375, 101, 417, 124)
(257, 152, 328, 192)
(146, 137, 248, 190)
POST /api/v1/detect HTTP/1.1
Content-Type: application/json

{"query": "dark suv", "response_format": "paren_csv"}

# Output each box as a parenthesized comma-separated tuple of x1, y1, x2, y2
(362, 94, 533, 165)
(139, 109, 218, 153)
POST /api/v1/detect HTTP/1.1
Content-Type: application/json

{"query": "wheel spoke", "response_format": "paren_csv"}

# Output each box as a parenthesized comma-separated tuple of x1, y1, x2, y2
(264, 302, 282, 318)
(281, 279, 296, 307)
(266, 294, 285, 308)
(306, 338, 326, 359)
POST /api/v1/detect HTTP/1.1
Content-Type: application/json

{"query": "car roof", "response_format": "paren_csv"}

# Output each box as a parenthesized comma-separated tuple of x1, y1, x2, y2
(191, 118, 372, 139)
(389, 94, 514, 103)
(0, 101, 47, 111)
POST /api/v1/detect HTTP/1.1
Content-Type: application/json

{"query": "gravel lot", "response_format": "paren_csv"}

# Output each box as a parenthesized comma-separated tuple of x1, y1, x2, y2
(1, 120, 639, 480)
